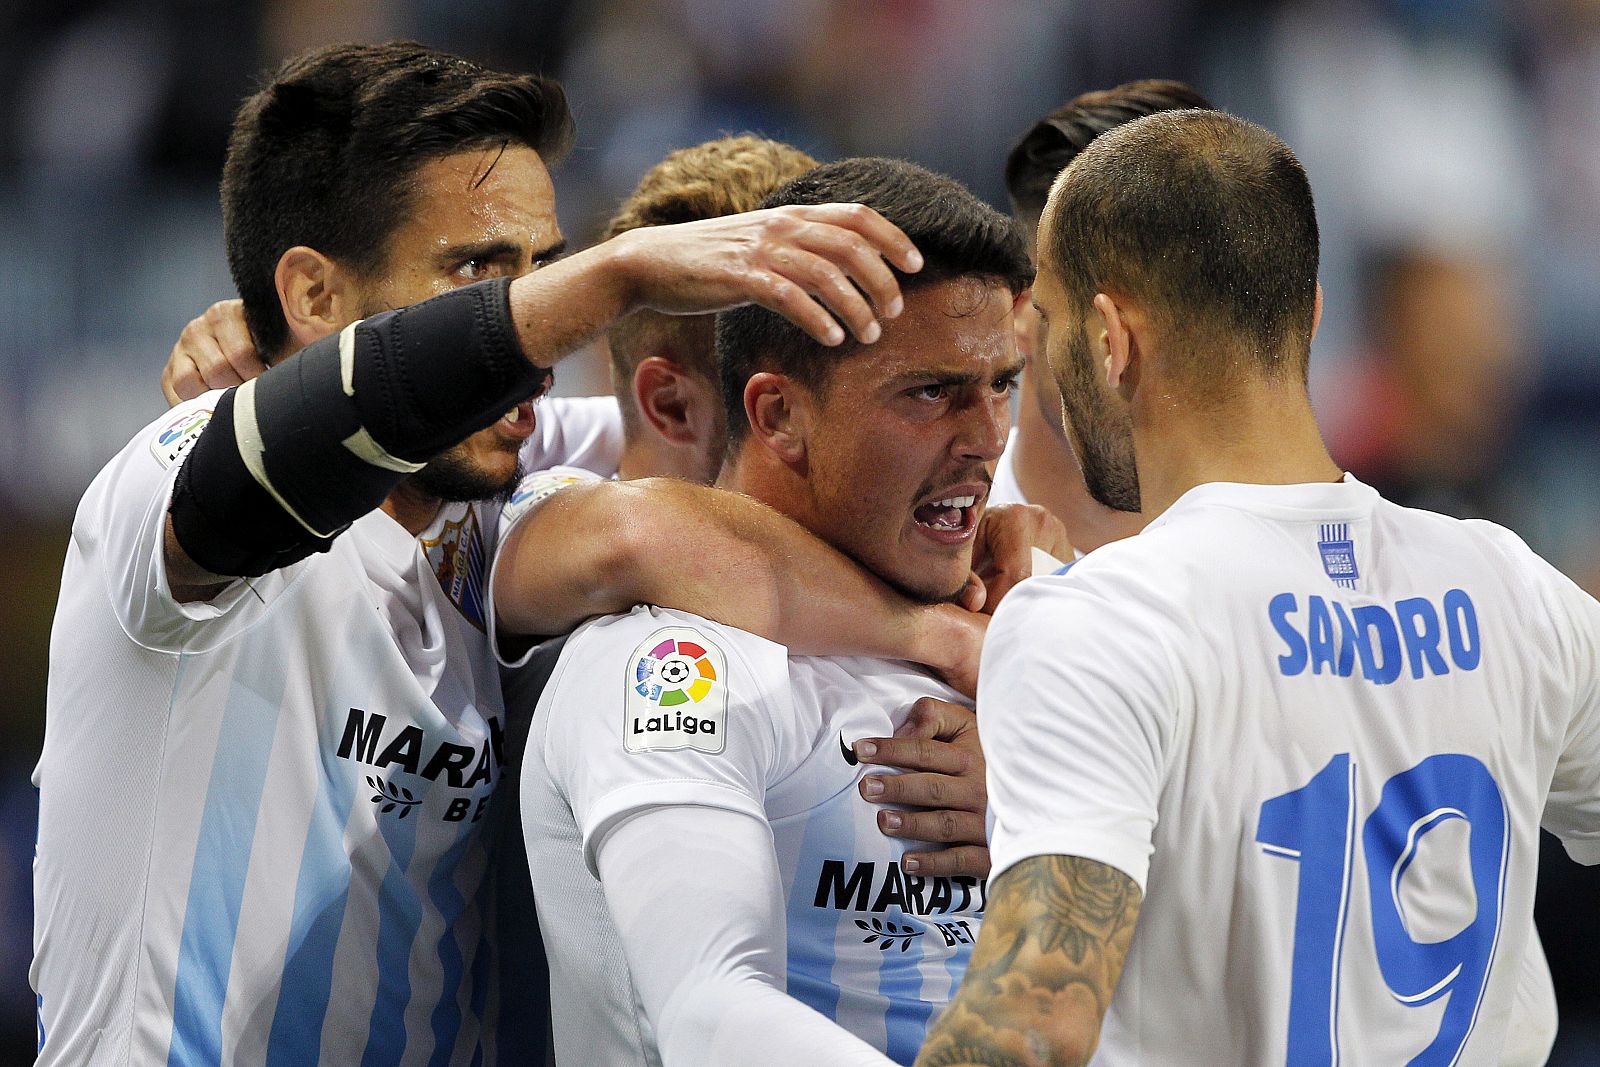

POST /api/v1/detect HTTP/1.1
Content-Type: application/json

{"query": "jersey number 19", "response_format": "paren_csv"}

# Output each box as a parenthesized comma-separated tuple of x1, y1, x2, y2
(1256, 753, 1507, 1067)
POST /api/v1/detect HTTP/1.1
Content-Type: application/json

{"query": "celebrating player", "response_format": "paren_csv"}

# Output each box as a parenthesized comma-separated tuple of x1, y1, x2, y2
(918, 110, 1600, 1066)
(517, 157, 1035, 1066)
(989, 80, 1559, 1064)
(32, 40, 963, 1065)
(487, 134, 1054, 1057)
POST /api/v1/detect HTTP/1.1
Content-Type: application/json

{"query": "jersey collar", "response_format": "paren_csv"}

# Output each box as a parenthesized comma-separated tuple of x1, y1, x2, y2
(1147, 473, 1379, 532)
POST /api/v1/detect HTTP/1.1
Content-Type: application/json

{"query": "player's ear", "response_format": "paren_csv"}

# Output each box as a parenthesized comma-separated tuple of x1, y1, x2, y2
(634, 357, 700, 446)
(1091, 292, 1139, 395)
(1310, 283, 1324, 345)
(1012, 287, 1038, 366)
(744, 371, 808, 464)
(275, 246, 357, 355)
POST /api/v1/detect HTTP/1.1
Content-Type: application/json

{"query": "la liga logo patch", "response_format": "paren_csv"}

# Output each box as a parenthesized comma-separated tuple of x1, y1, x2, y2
(625, 627, 727, 754)
(149, 406, 213, 469)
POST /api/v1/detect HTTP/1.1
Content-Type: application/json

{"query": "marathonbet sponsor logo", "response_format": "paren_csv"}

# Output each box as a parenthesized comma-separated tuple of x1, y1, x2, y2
(338, 707, 503, 823)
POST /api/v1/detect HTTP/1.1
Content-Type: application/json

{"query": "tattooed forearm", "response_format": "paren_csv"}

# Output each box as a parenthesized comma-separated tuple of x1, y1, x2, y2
(915, 856, 1141, 1067)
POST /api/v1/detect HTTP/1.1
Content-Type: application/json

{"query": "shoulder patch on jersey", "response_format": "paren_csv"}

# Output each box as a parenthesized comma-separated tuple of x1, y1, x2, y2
(148, 405, 213, 469)
(624, 626, 729, 754)
(501, 466, 594, 528)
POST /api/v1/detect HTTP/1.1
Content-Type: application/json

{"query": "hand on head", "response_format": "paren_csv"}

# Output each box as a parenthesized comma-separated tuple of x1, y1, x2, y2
(609, 202, 922, 347)
(161, 299, 265, 405)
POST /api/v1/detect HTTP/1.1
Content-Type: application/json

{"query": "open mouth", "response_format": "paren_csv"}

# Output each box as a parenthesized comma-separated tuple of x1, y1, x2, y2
(913, 491, 981, 543)
(498, 400, 536, 437)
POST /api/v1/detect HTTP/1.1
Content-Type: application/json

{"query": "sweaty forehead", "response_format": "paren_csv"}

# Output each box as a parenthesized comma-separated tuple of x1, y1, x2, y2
(406, 145, 560, 243)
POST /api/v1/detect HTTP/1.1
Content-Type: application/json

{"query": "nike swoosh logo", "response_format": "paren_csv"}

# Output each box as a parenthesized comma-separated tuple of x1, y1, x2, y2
(839, 732, 859, 766)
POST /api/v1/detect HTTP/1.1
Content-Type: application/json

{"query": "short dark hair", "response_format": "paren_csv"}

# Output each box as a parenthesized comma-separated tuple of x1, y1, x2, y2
(1004, 79, 1211, 226)
(602, 136, 817, 436)
(715, 157, 1033, 442)
(1042, 110, 1320, 385)
(222, 41, 575, 359)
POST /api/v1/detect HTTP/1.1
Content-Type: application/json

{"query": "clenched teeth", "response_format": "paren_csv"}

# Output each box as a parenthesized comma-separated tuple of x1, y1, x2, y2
(928, 495, 976, 509)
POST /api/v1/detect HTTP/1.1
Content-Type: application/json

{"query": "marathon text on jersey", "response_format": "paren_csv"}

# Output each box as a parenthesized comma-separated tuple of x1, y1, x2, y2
(1269, 588, 1481, 684)
(337, 707, 504, 787)
(813, 859, 987, 916)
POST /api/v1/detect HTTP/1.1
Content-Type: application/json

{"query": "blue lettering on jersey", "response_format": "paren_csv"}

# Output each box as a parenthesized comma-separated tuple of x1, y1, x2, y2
(1269, 590, 1479, 683)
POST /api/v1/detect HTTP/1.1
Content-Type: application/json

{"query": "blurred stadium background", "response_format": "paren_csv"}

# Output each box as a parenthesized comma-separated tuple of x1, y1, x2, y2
(3, 0, 1597, 1062)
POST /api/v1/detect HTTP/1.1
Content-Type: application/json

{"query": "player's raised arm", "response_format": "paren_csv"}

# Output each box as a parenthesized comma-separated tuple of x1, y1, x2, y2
(915, 856, 1141, 1067)
(502, 201, 921, 364)
(162, 203, 920, 598)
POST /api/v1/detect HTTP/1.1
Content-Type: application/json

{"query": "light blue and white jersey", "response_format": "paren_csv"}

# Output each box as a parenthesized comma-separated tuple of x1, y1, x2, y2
(33, 393, 512, 1066)
(982, 475, 1600, 1066)
(519, 606, 980, 1066)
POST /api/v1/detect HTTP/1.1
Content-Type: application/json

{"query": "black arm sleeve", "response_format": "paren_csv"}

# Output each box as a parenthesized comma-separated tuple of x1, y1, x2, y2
(169, 277, 548, 578)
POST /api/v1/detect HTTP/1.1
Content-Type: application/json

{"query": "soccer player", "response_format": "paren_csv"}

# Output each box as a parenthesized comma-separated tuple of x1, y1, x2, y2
(918, 110, 1600, 1066)
(486, 134, 1030, 1059)
(32, 40, 943, 1065)
(993, 81, 1560, 1063)
(517, 157, 1034, 1066)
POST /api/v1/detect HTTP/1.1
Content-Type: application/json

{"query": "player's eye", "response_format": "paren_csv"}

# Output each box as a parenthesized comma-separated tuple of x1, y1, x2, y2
(993, 372, 1021, 395)
(908, 383, 948, 402)
(453, 257, 494, 282)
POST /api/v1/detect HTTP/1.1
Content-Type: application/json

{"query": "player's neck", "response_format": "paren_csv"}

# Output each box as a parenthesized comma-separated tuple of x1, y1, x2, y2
(1133, 381, 1343, 520)
(717, 443, 807, 526)
(617, 437, 660, 482)
(381, 483, 444, 536)
(618, 435, 712, 484)
(1011, 380, 1144, 552)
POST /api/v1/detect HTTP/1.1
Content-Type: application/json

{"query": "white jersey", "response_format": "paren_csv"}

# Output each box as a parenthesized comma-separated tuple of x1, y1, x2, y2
(33, 393, 514, 1066)
(982, 475, 1600, 1066)
(522, 395, 624, 478)
(519, 607, 982, 1065)
(988, 427, 1027, 507)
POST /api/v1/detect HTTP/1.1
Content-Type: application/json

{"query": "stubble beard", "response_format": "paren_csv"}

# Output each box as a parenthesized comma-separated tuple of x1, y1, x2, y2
(409, 442, 523, 504)
(1059, 323, 1141, 514)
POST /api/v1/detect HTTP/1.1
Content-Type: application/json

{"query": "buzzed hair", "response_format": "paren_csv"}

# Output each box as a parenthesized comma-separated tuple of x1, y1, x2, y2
(602, 135, 818, 433)
(716, 157, 1034, 444)
(1042, 110, 1319, 386)
(1004, 79, 1212, 229)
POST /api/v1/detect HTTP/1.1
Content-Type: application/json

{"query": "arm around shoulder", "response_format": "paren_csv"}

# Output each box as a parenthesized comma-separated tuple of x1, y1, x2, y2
(492, 476, 983, 690)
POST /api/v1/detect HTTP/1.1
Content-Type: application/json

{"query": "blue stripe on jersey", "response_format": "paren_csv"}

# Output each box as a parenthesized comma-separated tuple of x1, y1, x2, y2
(36, 993, 44, 1054)
(939, 928, 966, 1024)
(167, 654, 287, 1065)
(468, 928, 491, 1066)
(360, 799, 424, 1067)
(783, 799, 856, 1021)
(879, 923, 934, 1066)
(425, 829, 479, 1067)
(264, 768, 359, 1066)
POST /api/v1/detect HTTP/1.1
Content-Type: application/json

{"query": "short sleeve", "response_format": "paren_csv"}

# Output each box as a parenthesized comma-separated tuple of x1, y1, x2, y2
(1532, 558, 1600, 863)
(979, 570, 1183, 891)
(519, 394, 625, 477)
(485, 464, 603, 668)
(75, 392, 299, 654)
(537, 608, 792, 875)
